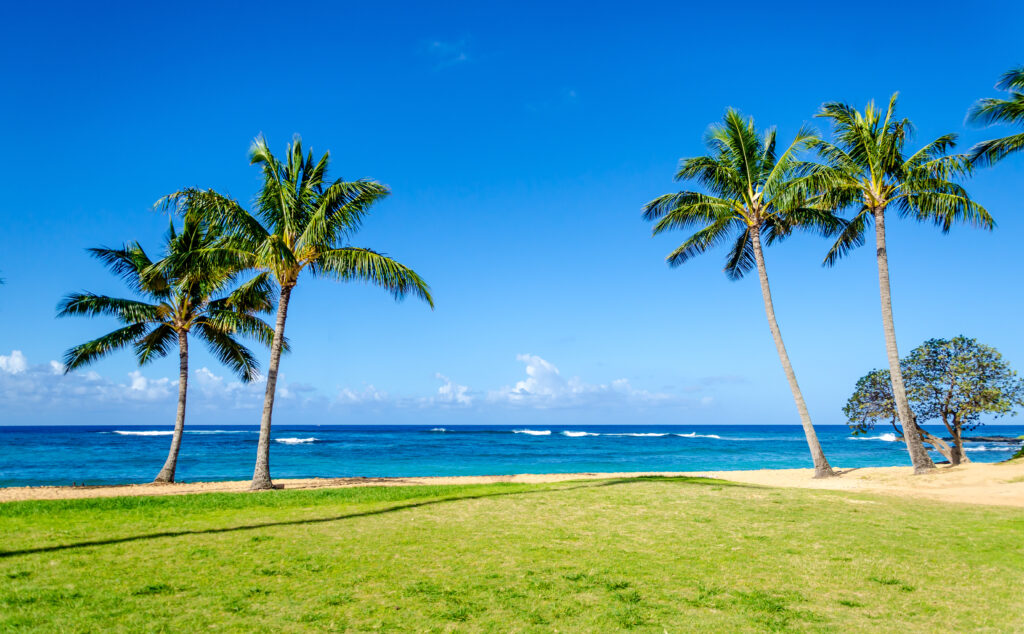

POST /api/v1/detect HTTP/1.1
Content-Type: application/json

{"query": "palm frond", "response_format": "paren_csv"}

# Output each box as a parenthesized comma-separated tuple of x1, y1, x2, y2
(134, 324, 178, 365)
(723, 227, 755, 280)
(202, 310, 280, 350)
(823, 210, 870, 267)
(664, 217, 737, 268)
(295, 179, 390, 256)
(194, 321, 261, 382)
(311, 247, 434, 308)
(968, 133, 1024, 167)
(62, 323, 150, 372)
(57, 293, 162, 324)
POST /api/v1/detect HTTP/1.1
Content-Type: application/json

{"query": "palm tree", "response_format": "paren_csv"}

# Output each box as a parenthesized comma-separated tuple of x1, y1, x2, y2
(164, 135, 434, 490)
(643, 109, 839, 478)
(812, 94, 993, 473)
(58, 216, 277, 483)
(968, 66, 1024, 166)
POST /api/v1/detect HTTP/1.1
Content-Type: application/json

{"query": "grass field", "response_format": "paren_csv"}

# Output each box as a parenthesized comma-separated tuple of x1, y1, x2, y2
(1, 476, 1022, 632)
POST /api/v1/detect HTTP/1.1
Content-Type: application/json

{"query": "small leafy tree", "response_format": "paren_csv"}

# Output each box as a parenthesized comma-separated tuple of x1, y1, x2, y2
(903, 337, 1024, 464)
(843, 368, 954, 462)
(844, 337, 1024, 465)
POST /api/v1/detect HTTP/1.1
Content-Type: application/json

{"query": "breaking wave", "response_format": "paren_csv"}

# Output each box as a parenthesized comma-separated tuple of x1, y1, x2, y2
(275, 437, 318, 445)
(513, 429, 552, 436)
(109, 430, 255, 436)
(851, 433, 900, 442)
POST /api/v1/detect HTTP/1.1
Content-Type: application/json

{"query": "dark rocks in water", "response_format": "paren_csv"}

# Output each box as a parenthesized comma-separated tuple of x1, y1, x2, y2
(946, 436, 1023, 443)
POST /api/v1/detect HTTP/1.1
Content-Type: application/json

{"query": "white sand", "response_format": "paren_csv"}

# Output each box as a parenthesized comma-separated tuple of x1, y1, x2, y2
(3, 460, 1023, 507)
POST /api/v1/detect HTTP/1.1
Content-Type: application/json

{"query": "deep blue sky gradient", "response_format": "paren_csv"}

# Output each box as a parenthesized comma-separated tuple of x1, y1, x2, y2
(1, 1, 1022, 425)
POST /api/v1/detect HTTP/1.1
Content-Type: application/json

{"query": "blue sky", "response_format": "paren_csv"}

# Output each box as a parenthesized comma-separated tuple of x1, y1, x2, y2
(1, 1, 1022, 426)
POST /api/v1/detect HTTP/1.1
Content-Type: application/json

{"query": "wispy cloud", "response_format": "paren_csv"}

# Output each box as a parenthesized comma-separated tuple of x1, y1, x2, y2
(422, 39, 470, 70)
(0, 350, 713, 421)
(486, 354, 676, 409)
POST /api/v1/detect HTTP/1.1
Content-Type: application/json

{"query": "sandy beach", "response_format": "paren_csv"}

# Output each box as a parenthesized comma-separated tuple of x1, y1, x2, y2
(3, 458, 1022, 507)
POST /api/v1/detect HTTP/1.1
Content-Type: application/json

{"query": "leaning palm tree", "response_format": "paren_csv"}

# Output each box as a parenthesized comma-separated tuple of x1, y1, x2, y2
(58, 216, 277, 482)
(812, 94, 993, 473)
(968, 66, 1024, 166)
(643, 109, 839, 478)
(163, 135, 433, 490)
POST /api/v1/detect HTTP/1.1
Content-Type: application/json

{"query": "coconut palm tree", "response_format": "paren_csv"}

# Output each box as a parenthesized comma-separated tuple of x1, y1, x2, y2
(811, 94, 993, 473)
(968, 66, 1024, 166)
(58, 217, 277, 482)
(643, 109, 840, 478)
(163, 135, 433, 490)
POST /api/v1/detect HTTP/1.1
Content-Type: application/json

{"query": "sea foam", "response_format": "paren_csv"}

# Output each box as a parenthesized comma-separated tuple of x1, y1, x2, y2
(851, 433, 899, 442)
(513, 429, 551, 436)
(112, 430, 173, 436)
(276, 437, 317, 445)
(562, 431, 600, 437)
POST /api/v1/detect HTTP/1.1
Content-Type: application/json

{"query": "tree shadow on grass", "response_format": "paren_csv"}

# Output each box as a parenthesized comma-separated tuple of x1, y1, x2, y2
(0, 476, 751, 558)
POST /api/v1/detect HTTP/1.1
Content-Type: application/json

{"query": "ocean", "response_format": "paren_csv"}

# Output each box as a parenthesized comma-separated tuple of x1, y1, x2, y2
(1, 424, 1022, 487)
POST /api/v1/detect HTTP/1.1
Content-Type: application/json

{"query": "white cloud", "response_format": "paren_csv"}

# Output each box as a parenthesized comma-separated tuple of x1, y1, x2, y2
(336, 384, 387, 405)
(126, 371, 174, 399)
(487, 354, 675, 409)
(0, 350, 28, 374)
(434, 373, 472, 406)
(0, 350, 703, 420)
(0, 350, 176, 409)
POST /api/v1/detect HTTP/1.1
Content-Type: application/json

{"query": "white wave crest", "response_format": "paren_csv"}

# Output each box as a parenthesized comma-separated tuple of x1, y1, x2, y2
(675, 432, 723, 439)
(429, 428, 448, 432)
(275, 437, 317, 445)
(111, 430, 173, 436)
(964, 445, 1016, 452)
(608, 432, 668, 437)
(189, 430, 254, 434)
(851, 433, 899, 442)
(513, 429, 551, 436)
(562, 431, 600, 437)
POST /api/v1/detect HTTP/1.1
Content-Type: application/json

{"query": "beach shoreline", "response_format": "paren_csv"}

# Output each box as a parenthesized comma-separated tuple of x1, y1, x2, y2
(3, 460, 1023, 507)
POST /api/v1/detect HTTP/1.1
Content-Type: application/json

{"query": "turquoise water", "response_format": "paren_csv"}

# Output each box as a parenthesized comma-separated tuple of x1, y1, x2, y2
(1, 424, 1021, 487)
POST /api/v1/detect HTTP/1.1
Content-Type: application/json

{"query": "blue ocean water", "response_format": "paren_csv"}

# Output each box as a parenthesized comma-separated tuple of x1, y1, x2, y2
(1, 424, 1022, 487)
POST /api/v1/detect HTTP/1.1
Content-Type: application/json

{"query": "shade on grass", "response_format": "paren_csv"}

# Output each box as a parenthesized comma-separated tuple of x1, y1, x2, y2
(2, 477, 1022, 631)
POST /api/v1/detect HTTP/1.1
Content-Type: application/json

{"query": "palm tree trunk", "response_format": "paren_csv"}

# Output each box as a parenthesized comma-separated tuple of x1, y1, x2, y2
(251, 284, 293, 490)
(154, 330, 188, 483)
(750, 227, 834, 478)
(872, 208, 935, 473)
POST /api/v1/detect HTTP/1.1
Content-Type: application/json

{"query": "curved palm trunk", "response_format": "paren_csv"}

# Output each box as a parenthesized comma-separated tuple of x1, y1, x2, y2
(750, 228, 834, 478)
(873, 209, 935, 473)
(154, 331, 188, 483)
(251, 284, 293, 490)
(950, 427, 969, 466)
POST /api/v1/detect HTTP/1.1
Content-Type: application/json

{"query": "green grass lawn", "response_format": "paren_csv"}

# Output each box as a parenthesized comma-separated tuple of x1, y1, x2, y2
(1, 477, 1022, 632)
